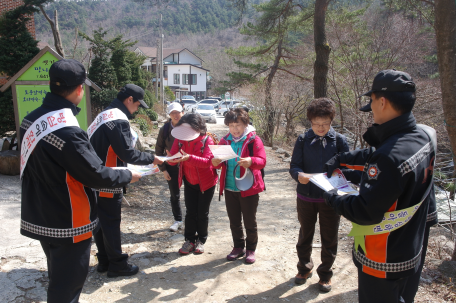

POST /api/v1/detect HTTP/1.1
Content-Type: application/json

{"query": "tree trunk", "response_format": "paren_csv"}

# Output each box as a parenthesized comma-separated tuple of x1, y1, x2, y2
(39, 7, 64, 57)
(434, 0, 456, 261)
(313, 0, 331, 98)
(263, 37, 283, 146)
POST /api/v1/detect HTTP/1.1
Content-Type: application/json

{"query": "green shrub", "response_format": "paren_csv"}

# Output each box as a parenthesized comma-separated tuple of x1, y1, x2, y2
(144, 109, 158, 121)
(133, 114, 152, 136)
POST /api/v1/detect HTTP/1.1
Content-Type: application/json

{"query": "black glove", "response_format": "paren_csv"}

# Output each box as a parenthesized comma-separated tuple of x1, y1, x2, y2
(324, 154, 341, 176)
(323, 188, 338, 207)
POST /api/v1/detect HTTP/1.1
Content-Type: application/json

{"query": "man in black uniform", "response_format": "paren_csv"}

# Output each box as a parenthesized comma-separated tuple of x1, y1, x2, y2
(20, 59, 141, 303)
(89, 84, 163, 277)
(323, 70, 436, 303)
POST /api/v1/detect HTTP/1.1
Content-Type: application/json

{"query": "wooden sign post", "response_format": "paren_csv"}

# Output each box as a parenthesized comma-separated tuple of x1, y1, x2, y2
(0, 46, 100, 146)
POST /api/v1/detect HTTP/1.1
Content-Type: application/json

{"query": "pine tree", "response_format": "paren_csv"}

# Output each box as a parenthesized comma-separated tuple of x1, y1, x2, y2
(79, 28, 118, 111)
(0, 4, 40, 137)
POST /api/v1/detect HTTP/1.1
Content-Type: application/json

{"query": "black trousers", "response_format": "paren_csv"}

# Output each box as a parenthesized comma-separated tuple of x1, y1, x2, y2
(358, 267, 409, 303)
(94, 194, 128, 271)
(183, 177, 215, 244)
(165, 163, 182, 221)
(225, 191, 259, 251)
(40, 238, 91, 303)
(296, 198, 340, 281)
(402, 225, 431, 303)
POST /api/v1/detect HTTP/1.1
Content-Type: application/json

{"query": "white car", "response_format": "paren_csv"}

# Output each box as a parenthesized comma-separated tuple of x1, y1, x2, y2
(195, 104, 217, 123)
(181, 99, 198, 113)
(218, 101, 244, 116)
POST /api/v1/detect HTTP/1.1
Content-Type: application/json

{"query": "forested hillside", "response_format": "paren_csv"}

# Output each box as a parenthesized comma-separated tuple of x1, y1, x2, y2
(35, 0, 261, 48)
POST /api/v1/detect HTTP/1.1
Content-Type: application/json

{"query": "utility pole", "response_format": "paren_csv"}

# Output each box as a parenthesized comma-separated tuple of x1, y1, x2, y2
(160, 14, 164, 106)
(155, 33, 159, 99)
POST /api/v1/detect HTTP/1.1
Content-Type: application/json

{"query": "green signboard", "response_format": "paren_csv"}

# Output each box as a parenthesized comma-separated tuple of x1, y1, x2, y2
(17, 52, 57, 81)
(0, 46, 94, 147)
(15, 85, 89, 130)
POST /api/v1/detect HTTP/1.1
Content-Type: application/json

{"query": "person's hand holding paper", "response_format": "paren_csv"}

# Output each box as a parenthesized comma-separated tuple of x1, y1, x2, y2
(209, 145, 238, 162)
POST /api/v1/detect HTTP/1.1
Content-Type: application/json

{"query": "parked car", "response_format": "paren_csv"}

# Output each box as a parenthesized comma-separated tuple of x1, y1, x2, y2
(181, 95, 195, 100)
(218, 100, 244, 116)
(195, 104, 217, 123)
(198, 99, 221, 110)
(181, 99, 198, 112)
(208, 96, 222, 102)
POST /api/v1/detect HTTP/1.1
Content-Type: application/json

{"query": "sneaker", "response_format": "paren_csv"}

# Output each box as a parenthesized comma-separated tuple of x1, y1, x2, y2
(107, 264, 139, 278)
(318, 279, 332, 292)
(179, 240, 195, 255)
(227, 248, 245, 261)
(169, 221, 183, 232)
(194, 240, 204, 254)
(245, 250, 256, 264)
(294, 271, 313, 285)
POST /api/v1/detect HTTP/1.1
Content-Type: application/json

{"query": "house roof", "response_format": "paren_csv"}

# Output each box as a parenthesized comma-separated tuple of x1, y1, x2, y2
(164, 64, 210, 72)
(0, 46, 101, 93)
(135, 46, 204, 63)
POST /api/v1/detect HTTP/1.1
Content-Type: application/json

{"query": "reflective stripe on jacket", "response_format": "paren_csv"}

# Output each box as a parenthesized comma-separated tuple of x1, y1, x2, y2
(327, 112, 436, 279)
(20, 93, 132, 244)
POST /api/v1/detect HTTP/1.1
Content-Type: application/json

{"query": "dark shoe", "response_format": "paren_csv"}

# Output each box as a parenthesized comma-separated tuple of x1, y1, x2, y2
(107, 264, 139, 278)
(96, 263, 109, 273)
(227, 247, 245, 261)
(179, 240, 195, 255)
(318, 279, 332, 292)
(294, 271, 313, 285)
(245, 250, 256, 264)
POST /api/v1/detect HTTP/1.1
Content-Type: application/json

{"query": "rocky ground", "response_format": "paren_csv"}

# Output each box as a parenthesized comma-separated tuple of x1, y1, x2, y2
(0, 119, 455, 302)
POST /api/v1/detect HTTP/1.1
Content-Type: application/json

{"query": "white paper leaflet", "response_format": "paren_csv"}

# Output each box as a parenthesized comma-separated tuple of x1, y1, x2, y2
(309, 168, 359, 196)
(155, 151, 184, 162)
(113, 163, 160, 177)
(208, 145, 238, 161)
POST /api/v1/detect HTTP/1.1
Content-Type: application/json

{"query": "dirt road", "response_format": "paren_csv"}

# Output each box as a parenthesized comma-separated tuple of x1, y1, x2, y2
(77, 122, 360, 303)
(0, 120, 449, 302)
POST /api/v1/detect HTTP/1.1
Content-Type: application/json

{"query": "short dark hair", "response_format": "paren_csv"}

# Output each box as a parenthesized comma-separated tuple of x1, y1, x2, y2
(176, 113, 207, 134)
(307, 98, 336, 121)
(224, 108, 250, 126)
(372, 91, 416, 114)
(49, 83, 80, 98)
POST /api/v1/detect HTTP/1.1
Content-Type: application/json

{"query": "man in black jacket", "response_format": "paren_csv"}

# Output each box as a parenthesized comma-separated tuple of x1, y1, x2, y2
(20, 59, 141, 303)
(323, 70, 436, 303)
(89, 84, 163, 278)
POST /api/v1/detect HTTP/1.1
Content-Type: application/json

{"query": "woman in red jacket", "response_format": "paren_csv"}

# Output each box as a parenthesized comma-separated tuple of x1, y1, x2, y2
(168, 113, 218, 255)
(212, 108, 266, 264)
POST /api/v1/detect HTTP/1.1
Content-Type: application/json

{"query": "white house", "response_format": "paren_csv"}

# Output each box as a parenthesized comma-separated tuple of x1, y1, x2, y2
(134, 46, 210, 100)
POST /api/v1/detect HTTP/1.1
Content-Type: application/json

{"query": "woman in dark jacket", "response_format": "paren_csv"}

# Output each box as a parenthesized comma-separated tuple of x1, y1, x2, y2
(289, 98, 358, 292)
(168, 113, 218, 255)
(155, 103, 185, 232)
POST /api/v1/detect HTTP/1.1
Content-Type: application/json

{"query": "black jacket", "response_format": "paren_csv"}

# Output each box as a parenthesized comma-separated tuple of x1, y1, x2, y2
(20, 93, 132, 244)
(155, 119, 175, 172)
(89, 99, 154, 197)
(289, 127, 360, 199)
(326, 112, 436, 279)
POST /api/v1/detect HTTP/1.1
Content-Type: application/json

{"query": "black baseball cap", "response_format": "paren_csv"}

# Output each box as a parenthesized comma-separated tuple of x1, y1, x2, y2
(359, 69, 416, 112)
(49, 59, 92, 87)
(119, 84, 149, 109)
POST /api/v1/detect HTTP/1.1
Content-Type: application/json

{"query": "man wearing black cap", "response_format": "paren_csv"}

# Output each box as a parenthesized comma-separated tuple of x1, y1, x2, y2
(322, 70, 436, 303)
(89, 83, 163, 278)
(20, 59, 142, 303)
